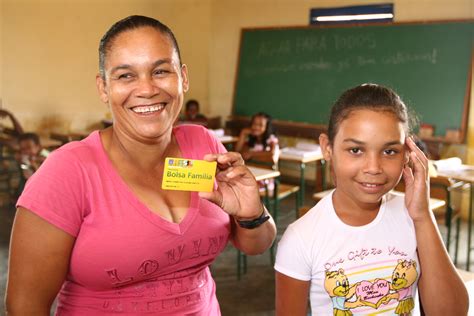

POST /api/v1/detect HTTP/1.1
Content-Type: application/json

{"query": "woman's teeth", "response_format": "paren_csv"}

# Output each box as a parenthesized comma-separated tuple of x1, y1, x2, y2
(132, 104, 164, 113)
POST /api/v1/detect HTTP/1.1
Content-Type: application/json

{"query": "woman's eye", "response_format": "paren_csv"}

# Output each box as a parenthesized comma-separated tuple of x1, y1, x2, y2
(349, 148, 361, 154)
(117, 73, 134, 80)
(153, 69, 170, 76)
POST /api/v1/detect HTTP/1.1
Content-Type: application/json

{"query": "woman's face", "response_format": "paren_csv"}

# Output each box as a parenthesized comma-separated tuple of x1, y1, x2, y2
(250, 116, 268, 137)
(97, 26, 189, 141)
(324, 109, 406, 209)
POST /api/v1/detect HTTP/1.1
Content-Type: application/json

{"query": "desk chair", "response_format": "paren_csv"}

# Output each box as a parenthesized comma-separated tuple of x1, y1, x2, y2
(0, 155, 21, 207)
(236, 161, 300, 280)
(206, 116, 222, 129)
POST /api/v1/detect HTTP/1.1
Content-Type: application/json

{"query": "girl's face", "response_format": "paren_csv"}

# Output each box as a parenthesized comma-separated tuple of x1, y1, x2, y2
(96, 27, 189, 141)
(251, 116, 268, 137)
(322, 109, 407, 210)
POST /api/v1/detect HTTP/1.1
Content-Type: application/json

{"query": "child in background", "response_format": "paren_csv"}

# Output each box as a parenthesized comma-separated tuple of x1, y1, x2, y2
(180, 99, 208, 126)
(235, 112, 279, 168)
(16, 132, 49, 180)
(274, 84, 467, 315)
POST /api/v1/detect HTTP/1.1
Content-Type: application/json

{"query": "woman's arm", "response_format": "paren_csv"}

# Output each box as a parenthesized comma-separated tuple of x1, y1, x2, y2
(199, 152, 276, 255)
(275, 272, 310, 316)
(403, 137, 468, 315)
(5, 207, 75, 315)
(230, 203, 276, 255)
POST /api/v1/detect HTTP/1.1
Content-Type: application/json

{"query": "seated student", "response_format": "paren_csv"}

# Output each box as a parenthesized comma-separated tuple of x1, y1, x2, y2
(180, 99, 208, 126)
(235, 112, 279, 168)
(16, 132, 49, 180)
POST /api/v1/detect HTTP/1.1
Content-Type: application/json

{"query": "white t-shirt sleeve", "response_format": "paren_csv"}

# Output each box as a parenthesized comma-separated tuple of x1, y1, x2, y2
(274, 224, 312, 281)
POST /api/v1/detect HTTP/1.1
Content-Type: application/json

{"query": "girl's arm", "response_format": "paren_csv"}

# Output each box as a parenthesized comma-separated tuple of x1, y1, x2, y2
(5, 207, 75, 315)
(275, 272, 310, 316)
(235, 128, 251, 152)
(403, 137, 468, 315)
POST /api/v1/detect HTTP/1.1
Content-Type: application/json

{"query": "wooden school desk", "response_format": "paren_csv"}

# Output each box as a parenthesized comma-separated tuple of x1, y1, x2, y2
(216, 135, 239, 150)
(248, 165, 281, 214)
(248, 165, 280, 182)
(437, 165, 474, 270)
(279, 152, 325, 207)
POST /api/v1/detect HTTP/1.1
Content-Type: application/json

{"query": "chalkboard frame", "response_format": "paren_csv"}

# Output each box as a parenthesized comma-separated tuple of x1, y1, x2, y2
(232, 20, 473, 143)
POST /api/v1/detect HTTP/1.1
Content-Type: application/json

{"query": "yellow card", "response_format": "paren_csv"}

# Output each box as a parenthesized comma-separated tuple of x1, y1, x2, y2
(162, 157, 217, 192)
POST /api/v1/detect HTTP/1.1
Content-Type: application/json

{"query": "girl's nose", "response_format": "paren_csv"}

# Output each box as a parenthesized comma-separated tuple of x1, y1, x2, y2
(363, 154, 382, 174)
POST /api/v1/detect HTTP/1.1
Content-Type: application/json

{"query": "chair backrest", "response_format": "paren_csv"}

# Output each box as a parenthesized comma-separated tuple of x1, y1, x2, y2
(429, 176, 452, 201)
(207, 116, 222, 129)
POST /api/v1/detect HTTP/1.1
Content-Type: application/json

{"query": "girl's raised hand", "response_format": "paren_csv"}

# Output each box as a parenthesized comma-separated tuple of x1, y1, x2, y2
(198, 152, 263, 220)
(402, 137, 431, 223)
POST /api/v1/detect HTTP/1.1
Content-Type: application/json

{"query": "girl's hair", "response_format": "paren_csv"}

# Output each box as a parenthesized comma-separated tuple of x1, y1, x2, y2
(327, 83, 416, 143)
(248, 112, 275, 148)
(98, 15, 182, 79)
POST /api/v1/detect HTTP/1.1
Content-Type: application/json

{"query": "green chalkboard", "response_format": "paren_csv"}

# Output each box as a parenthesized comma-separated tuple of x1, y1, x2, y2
(233, 21, 473, 139)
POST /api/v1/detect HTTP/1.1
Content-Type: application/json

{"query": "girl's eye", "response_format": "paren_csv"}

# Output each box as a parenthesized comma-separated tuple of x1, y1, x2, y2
(384, 149, 398, 155)
(349, 148, 361, 154)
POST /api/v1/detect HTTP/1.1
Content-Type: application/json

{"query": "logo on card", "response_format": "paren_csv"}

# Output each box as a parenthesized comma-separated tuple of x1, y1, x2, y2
(168, 158, 193, 168)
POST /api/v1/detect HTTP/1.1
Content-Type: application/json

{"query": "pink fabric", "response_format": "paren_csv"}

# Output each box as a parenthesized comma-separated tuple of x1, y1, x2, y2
(17, 125, 230, 315)
(397, 286, 412, 300)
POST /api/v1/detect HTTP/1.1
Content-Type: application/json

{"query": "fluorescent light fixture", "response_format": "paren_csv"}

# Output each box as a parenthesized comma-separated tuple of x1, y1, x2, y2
(309, 4, 394, 25)
(314, 13, 393, 22)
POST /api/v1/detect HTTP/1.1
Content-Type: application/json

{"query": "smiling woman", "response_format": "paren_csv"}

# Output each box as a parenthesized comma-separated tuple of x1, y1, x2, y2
(5, 15, 276, 315)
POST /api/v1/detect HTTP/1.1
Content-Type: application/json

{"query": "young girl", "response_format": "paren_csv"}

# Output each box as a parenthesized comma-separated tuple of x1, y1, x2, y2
(274, 84, 468, 315)
(235, 112, 279, 167)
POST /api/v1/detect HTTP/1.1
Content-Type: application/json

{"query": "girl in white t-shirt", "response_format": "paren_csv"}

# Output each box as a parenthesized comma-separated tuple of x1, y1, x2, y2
(275, 83, 467, 315)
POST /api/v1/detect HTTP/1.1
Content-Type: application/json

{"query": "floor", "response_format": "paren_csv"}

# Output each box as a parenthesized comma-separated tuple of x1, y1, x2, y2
(0, 183, 471, 315)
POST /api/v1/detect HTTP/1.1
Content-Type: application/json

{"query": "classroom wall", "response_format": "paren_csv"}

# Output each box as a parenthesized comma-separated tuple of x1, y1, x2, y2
(209, 0, 474, 118)
(208, 0, 474, 162)
(1, 0, 473, 152)
(1, 0, 212, 134)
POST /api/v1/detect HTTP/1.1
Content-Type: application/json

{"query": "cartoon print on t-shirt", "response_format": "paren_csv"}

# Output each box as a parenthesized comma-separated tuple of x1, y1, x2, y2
(324, 269, 364, 315)
(325, 258, 417, 315)
(378, 259, 418, 315)
(354, 278, 391, 309)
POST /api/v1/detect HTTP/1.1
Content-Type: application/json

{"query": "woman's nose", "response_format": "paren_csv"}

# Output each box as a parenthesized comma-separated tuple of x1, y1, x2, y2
(136, 75, 159, 97)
